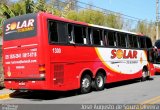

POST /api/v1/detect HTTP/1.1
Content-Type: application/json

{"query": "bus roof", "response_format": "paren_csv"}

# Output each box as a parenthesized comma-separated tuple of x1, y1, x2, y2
(90, 24, 139, 36)
(40, 12, 144, 37)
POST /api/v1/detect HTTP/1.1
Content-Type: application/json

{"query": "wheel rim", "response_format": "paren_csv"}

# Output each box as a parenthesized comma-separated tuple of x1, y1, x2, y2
(142, 71, 147, 78)
(82, 78, 90, 88)
(142, 71, 146, 77)
(96, 76, 103, 87)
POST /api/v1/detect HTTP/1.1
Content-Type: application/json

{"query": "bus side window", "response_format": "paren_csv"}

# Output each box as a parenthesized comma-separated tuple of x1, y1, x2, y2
(48, 20, 58, 43)
(48, 20, 67, 44)
(139, 37, 145, 48)
(133, 36, 138, 48)
(108, 31, 117, 47)
(88, 28, 92, 45)
(117, 33, 127, 48)
(126, 34, 129, 48)
(128, 35, 138, 48)
(74, 25, 83, 44)
(92, 28, 101, 46)
(128, 35, 133, 48)
(100, 30, 104, 46)
(104, 31, 109, 46)
(146, 37, 152, 48)
(68, 24, 74, 44)
(57, 22, 67, 43)
(74, 25, 87, 45)
(82, 27, 87, 44)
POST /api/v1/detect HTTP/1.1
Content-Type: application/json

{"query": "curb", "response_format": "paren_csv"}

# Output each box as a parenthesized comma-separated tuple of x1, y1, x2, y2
(0, 93, 10, 99)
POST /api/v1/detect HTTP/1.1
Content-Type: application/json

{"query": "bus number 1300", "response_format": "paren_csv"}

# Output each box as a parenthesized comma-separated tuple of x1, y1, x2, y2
(52, 48, 61, 54)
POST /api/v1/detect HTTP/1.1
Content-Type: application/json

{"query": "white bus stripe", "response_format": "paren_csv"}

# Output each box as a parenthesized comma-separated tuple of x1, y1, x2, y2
(21, 44, 38, 47)
(4, 44, 38, 49)
(4, 46, 18, 49)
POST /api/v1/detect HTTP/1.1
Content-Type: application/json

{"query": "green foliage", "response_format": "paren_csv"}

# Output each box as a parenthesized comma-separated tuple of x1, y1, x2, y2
(77, 10, 105, 25)
(0, 17, 5, 36)
(136, 21, 147, 34)
(65, 9, 122, 29)
(10, 2, 25, 16)
(35, 0, 47, 12)
(0, 3, 15, 18)
(105, 13, 123, 29)
(65, 10, 78, 21)
(136, 21, 157, 43)
(25, 0, 35, 14)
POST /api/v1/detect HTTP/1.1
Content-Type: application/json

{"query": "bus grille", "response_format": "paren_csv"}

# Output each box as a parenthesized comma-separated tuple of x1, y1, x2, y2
(54, 64, 64, 85)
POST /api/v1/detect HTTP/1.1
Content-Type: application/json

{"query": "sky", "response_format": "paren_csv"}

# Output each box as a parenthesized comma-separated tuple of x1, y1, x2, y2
(11, 0, 156, 22)
(80, 0, 156, 22)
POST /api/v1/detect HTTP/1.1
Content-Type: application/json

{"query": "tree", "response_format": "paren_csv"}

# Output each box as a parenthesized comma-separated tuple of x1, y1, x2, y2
(35, 0, 47, 12)
(0, 17, 5, 36)
(105, 13, 123, 29)
(78, 9, 105, 25)
(10, 2, 25, 16)
(25, 0, 35, 14)
(136, 20, 148, 34)
(66, 0, 78, 10)
(0, 0, 9, 5)
(0, 3, 15, 19)
(65, 10, 78, 20)
(61, 1, 72, 17)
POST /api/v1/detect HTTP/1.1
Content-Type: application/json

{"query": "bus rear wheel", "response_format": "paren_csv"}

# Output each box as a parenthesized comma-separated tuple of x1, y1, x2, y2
(80, 74, 92, 94)
(93, 73, 105, 91)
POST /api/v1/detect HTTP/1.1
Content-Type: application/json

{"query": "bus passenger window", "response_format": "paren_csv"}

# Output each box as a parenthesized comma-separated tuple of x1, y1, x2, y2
(57, 22, 67, 43)
(48, 21, 58, 42)
(92, 29, 101, 46)
(117, 33, 127, 48)
(139, 37, 146, 48)
(68, 24, 74, 44)
(128, 35, 133, 48)
(48, 20, 67, 44)
(146, 37, 152, 48)
(74, 25, 84, 44)
(108, 31, 116, 47)
(128, 35, 138, 48)
(104, 31, 109, 46)
(82, 27, 87, 44)
(88, 28, 92, 45)
(133, 36, 138, 48)
(100, 30, 104, 46)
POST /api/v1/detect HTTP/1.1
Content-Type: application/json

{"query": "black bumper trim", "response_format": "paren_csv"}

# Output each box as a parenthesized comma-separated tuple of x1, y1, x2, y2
(4, 77, 45, 81)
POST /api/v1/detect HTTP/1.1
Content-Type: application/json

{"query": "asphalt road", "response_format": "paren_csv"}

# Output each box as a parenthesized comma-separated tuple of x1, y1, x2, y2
(1, 75, 160, 104)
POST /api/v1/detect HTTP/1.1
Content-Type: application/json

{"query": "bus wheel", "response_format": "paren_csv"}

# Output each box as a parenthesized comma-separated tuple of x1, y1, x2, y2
(94, 73, 105, 91)
(80, 74, 92, 94)
(141, 69, 148, 81)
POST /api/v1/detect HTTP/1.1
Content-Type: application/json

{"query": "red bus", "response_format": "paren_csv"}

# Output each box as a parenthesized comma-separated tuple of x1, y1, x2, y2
(2, 12, 156, 93)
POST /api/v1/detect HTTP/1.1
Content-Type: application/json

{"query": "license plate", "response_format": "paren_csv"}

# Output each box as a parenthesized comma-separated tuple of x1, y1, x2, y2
(19, 82, 26, 86)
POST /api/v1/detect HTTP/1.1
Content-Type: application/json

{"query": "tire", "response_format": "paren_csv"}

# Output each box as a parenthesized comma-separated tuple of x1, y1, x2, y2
(93, 73, 105, 91)
(141, 69, 148, 81)
(80, 74, 92, 94)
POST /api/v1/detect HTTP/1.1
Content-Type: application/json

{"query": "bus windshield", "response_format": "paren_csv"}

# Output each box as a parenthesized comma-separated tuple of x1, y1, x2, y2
(3, 13, 37, 41)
